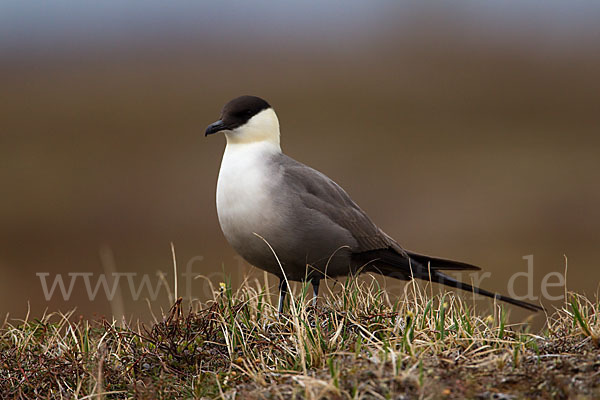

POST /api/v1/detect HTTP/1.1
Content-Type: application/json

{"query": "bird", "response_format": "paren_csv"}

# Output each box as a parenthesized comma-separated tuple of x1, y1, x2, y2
(205, 95, 543, 313)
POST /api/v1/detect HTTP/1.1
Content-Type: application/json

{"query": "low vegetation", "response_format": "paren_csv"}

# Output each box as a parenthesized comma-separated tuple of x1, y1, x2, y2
(1, 275, 599, 399)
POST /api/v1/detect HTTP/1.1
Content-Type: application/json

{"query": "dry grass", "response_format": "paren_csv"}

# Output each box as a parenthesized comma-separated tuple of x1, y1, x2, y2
(1, 276, 599, 399)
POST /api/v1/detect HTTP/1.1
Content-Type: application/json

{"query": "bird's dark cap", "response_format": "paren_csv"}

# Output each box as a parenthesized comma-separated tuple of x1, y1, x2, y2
(206, 95, 271, 136)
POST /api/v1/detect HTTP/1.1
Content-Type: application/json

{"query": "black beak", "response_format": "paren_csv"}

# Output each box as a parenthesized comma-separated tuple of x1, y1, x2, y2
(205, 120, 227, 136)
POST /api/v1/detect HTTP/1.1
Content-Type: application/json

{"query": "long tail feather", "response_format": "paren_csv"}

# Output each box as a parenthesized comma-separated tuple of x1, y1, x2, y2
(428, 271, 543, 312)
(355, 249, 542, 311)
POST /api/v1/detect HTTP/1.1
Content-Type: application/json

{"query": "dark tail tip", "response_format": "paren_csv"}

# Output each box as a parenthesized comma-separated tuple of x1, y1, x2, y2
(493, 293, 544, 312)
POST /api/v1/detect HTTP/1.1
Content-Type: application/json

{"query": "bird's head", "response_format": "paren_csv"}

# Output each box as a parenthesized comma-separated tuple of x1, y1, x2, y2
(205, 95, 280, 146)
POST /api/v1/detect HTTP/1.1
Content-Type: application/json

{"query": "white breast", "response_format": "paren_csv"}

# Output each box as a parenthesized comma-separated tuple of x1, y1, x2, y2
(216, 141, 281, 247)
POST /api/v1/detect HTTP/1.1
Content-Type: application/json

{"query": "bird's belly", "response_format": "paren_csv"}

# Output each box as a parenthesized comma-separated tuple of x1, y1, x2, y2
(216, 159, 288, 275)
(217, 193, 279, 252)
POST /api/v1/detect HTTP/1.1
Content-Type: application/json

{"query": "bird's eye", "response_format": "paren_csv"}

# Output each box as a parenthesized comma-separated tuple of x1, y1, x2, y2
(236, 110, 252, 118)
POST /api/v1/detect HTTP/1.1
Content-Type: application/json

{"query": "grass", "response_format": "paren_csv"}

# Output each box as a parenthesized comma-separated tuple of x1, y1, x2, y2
(1, 275, 599, 399)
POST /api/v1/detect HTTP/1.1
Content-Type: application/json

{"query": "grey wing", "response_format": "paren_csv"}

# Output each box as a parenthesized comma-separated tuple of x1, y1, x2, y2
(278, 154, 408, 257)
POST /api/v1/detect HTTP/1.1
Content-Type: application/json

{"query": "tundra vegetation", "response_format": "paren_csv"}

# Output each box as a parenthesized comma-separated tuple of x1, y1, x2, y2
(1, 275, 598, 399)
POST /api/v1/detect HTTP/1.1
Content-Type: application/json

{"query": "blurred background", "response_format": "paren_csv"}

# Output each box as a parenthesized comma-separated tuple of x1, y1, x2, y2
(1, 1, 599, 324)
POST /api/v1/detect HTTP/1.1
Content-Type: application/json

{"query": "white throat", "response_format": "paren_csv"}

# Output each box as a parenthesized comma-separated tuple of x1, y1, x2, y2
(224, 108, 281, 150)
